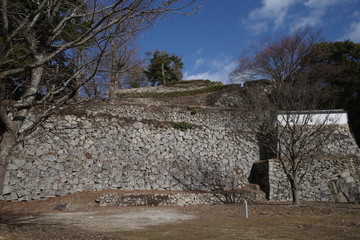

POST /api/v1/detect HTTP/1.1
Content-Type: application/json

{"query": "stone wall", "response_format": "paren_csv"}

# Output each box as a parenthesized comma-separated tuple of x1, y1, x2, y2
(2, 101, 360, 203)
(1, 105, 258, 201)
(268, 124, 360, 202)
(95, 189, 265, 207)
(87, 102, 246, 129)
(269, 157, 360, 202)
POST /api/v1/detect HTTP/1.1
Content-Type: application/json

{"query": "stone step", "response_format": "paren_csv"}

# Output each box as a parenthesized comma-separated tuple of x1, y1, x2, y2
(95, 190, 265, 207)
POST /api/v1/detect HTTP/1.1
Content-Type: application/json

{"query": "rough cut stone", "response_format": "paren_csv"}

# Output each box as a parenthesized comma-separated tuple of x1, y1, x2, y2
(133, 122, 143, 129)
(2, 103, 359, 203)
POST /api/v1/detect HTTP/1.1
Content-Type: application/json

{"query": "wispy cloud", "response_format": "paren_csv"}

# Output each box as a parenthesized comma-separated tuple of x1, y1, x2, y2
(243, 0, 355, 34)
(294, 0, 340, 29)
(341, 7, 360, 42)
(243, 0, 298, 33)
(350, 11, 360, 19)
(303, 0, 339, 9)
(342, 22, 360, 42)
(195, 48, 205, 55)
(184, 56, 237, 83)
(194, 58, 205, 70)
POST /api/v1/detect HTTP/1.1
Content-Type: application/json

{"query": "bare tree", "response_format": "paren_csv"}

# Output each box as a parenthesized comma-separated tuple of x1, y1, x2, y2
(171, 157, 247, 204)
(0, 0, 197, 191)
(79, 40, 144, 98)
(86, 18, 146, 98)
(107, 40, 144, 97)
(244, 81, 336, 205)
(232, 27, 336, 205)
(231, 27, 322, 85)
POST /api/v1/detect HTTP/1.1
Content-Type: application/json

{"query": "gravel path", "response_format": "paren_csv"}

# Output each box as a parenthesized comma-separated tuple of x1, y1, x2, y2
(13, 208, 195, 232)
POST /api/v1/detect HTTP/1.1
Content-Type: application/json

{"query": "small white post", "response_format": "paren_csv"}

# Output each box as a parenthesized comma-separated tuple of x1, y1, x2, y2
(243, 200, 249, 219)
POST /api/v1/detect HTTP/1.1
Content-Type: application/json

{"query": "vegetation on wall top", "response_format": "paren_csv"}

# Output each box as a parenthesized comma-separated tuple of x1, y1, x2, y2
(116, 82, 226, 99)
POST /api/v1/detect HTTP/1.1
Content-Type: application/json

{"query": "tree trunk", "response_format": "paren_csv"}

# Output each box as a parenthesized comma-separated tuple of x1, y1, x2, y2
(0, 95, 17, 193)
(21, 54, 44, 106)
(291, 186, 300, 205)
(161, 62, 165, 86)
(0, 131, 16, 194)
(0, 151, 10, 194)
(290, 177, 300, 205)
(109, 70, 119, 98)
(109, 42, 120, 98)
(0, 54, 44, 194)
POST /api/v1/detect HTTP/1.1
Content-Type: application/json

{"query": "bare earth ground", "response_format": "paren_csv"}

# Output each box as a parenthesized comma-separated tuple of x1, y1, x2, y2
(1, 190, 360, 240)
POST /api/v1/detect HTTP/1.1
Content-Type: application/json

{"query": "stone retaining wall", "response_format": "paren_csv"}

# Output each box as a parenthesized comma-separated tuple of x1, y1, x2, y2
(87, 102, 246, 129)
(115, 85, 207, 94)
(268, 124, 360, 202)
(269, 157, 360, 202)
(1, 107, 258, 201)
(2, 101, 360, 203)
(247, 124, 360, 202)
(96, 190, 265, 207)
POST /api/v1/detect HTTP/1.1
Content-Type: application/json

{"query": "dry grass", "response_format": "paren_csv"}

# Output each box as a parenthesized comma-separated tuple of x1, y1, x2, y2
(116, 84, 227, 99)
(1, 198, 360, 239)
(122, 203, 360, 240)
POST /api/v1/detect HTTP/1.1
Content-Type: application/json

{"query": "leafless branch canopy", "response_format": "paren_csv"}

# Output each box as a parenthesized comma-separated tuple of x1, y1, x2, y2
(231, 27, 322, 85)
(233, 27, 336, 204)
(0, 0, 197, 147)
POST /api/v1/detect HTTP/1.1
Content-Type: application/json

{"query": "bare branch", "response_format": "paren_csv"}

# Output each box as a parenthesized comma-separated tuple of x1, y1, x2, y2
(0, 0, 199, 190)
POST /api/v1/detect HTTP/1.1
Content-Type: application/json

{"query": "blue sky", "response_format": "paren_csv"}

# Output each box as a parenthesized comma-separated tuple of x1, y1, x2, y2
(138, 0, 360, 84)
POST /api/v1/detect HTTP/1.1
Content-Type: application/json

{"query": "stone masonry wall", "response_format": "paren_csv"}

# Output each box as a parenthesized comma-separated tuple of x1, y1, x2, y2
(2, 100, 360, 203)
(86, 102, 246, 129)
(1, 105, 258, 201)
(269, 157, 360, 202)
(268, 125, 360, 202)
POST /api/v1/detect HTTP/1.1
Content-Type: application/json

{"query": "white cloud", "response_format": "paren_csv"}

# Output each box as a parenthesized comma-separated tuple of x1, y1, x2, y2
(210, 58, 228, 70)
(194, 58, 205, 70)
(243, 0, 298, 33)
(294, 0, 341, 29)
(350, 11, 360, 19)
(184, 58, 237, 84)
(343, 22, 360, 42)
(230, 70, 254, 86)
(184, 72, 221, 82)
(244, 0, 354, 34)
(304, 0, 339, 9)
(294, 9, 322, 29)
(195, 48, 205, 55)
(248, 21, 268, 34)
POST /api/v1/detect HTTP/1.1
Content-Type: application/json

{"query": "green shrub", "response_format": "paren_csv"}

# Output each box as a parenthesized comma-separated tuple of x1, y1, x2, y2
(116, 84, 227, 99)
(187, 106, 198, 115)
(244, 79, 271, 88)
(165, 79, 212, 86)
(169, 121, 194, 131)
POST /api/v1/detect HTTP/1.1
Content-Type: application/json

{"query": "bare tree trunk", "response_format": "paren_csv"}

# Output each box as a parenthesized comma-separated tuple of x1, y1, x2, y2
(0, 55, 44, 193)
(16, 53, 44, 116)
(0, 132, 16, 193)
(108, 40, 131, 98)
(0, 95, 17, 192)
(0, 0, 197, 195)
(290, 176, 300, 205)
(161, 62, 165, 86)
(74, 49, 83, 101)
(109, 59, 119, 98)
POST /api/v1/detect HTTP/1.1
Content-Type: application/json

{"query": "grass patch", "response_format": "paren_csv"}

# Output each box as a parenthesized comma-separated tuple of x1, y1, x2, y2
(165, 79, 214, 87)
(116, 84, 227, 99)
(187, 106, 198, 115)
(122, 204, 360, 240)
(168, 121, 194, 131)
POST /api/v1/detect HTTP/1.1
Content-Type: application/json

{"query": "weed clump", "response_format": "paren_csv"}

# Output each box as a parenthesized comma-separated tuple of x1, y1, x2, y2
(169, 121, 194, 131)
(187, 106, 198, 115)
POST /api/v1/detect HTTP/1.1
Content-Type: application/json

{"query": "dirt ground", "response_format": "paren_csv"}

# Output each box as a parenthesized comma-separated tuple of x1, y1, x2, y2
(1, 190, 360, 240)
